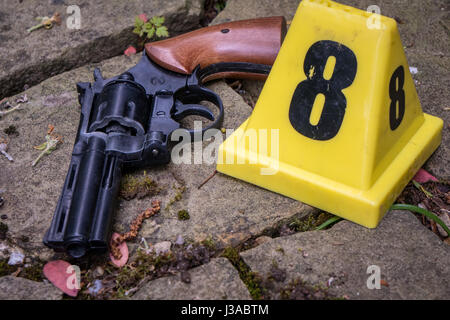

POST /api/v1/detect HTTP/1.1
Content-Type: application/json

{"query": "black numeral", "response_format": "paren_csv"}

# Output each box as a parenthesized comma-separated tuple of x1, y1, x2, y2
(389, 66, 405, 130)
(289, 40, 357, 141)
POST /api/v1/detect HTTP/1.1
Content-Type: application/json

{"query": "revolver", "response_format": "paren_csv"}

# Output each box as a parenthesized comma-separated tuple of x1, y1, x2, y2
(43, 17, 287, 258)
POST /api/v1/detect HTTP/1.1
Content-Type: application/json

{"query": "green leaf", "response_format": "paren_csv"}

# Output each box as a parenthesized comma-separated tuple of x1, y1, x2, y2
(315, 216, 342, 230)
(142, 22, 152, 32)
(134, 16, 144, 27)
(391, 204, 450, 236)
(156, 26, 169, 38)
(146, 26, 155, 39)
(34, 142, 47, 151)
(150, 16, 165, 27)
(412, 180, 433, 198)
(214, 3, 225, 12)
(132, 27, 141, 35)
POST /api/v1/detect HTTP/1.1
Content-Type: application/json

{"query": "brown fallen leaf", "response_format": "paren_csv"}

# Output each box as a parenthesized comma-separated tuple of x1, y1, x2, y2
(380, 279, 389, 287)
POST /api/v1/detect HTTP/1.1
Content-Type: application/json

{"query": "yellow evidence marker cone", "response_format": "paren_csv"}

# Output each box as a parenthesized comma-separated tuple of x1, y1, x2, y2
(216, 0, 443, 228)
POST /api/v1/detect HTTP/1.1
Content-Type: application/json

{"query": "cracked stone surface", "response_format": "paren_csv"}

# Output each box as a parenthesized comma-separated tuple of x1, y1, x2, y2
(0, 0, 203, 99)
(241, 210, 450, 299)
(214, 0, 450, 179)
(0, 276, 63, 300)
(0, 53, 314, 260)
(132, 258, 251, 300)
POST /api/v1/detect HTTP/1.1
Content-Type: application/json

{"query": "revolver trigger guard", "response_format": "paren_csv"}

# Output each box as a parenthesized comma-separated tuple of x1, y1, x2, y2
(174, 85, 224, 139)
(172, 102, 215, 122)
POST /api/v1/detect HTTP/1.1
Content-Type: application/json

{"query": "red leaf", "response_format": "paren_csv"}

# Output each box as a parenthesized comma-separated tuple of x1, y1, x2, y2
(110, 232, 129, 267)
(124, 46, 137, 56)
(43, 260, 80, 297)
(413, 168, 438, 183)
(138, 14, 148, 23)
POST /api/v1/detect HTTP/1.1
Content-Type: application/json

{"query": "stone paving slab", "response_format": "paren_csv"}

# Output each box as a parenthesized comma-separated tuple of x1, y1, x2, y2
(0, 53, 315, 260)
(0, 0, 203, 99)
(241, 210, 450, 299)
(132, 258, 251, 300)
(214, 0, 450, 179)
(0, 276, 63, 300)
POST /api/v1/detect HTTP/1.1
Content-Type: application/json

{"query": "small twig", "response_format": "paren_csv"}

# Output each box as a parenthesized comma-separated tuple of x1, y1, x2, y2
(16, 94, 28, 104)
(27, 13, 61, 33)
(229, 80, 242, 90)
(198, 170, 217, 190)
(0, 94, 29, 119)
(0, 139, 13, 162)
(412, 180, 434, 198)
(124, 275, 153, 296)
(11, 267, 22, 277)
(0, 104, 21, 118)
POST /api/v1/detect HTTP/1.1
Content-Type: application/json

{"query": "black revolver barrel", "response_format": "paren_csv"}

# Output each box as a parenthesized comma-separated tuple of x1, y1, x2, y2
(88, 154, 123, 252)
(44, 136, 123, 258)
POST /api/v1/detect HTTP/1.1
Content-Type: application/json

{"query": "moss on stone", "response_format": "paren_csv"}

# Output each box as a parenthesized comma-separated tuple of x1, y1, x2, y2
(119, 172, 161, 200)
(115, 249, 176, 296)
(201, 236, 216, 251)
(20, 261, 45, 282)
(0, 222, 8, 240)
(0, 258, 44, 281)
(0, 259, 16, 277)
(280, 278, 336, 300)
(289, 212, 334, 232)
(0, 222, 8, 233)
(165, 185, 186, 209)
(222, 247, 266, 300)
(3, 125, 18, 136)
(177, 209, 190, 221)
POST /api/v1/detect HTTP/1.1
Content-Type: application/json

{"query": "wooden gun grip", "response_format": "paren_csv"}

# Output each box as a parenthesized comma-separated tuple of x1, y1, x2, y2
(145, 16, 287, 82)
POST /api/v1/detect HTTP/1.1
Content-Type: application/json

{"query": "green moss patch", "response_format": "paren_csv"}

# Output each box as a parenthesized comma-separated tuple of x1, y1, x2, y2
(280, 278, 337, 300)
(165, 185, 186, 209)
(222, 247, 266, 300)
(119, 172, 161, 200)
(0, 222, 8, 240)
(177, 210, 190, 221)
(0, 258, 44, 281)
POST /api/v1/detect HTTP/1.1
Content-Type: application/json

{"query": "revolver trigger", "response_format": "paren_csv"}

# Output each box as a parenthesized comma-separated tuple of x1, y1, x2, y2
(172, 102, 215, 122)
